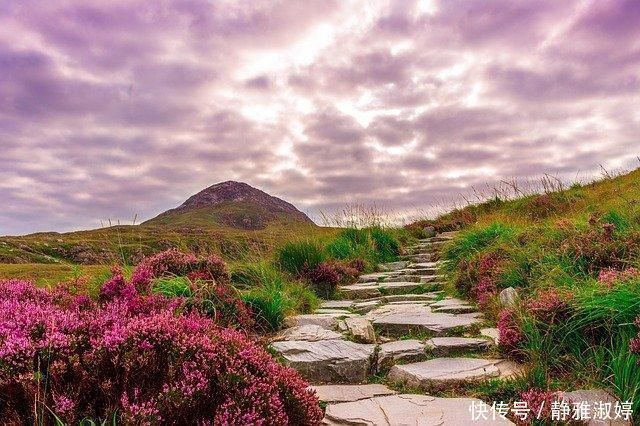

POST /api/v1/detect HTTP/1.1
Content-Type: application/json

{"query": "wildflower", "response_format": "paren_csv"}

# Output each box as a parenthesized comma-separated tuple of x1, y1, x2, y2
(497, 308, 524, 355)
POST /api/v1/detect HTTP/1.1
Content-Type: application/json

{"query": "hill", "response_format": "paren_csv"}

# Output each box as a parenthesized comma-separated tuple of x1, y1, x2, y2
(0, 182, 329, 269)
(412, 167, 640, 414)
(143, 181, 314, 229)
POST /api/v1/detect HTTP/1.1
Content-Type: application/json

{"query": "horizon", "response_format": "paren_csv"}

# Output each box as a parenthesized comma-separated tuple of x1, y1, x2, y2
(2, 0, 640, 234)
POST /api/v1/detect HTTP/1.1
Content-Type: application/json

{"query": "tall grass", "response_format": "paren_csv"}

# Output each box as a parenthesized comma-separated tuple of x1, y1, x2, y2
(237, 262, 318, 331)
(276, 240, 325, 276)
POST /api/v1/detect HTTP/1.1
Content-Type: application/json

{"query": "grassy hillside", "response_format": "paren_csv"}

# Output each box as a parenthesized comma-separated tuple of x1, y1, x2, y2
(415, 167, 640, 415)
(408, 167, 640, 234)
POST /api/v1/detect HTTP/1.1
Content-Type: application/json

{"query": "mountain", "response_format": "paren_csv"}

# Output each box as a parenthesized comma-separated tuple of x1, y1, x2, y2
(142, 181, 315, 230)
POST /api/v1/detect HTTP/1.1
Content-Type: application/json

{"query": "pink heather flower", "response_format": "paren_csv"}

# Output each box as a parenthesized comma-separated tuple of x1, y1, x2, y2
(473, 276, 498, 309)
(0, 279, 322, 424)
(598, 267, 640, 288)
(526, 289, 572, 323)
(497, 308, 524, 356)
(519, 388, 558, 422)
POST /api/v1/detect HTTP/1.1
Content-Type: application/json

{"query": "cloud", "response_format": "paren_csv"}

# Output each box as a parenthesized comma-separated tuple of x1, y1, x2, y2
(0, 0, 639, 234)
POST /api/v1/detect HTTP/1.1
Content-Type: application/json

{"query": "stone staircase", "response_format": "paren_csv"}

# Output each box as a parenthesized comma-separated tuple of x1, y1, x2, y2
(271, 233, 515, 424)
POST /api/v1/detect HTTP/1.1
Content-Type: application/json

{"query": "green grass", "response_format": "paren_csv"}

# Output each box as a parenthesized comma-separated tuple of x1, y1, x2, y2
(415, 167, 640, 414)
(237, 262, 318, 331)
(276, 240, 326, 276)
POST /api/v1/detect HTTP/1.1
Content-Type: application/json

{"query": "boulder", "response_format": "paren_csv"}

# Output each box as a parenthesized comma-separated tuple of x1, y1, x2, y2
(425, 337, 492, 355)
(499, 287, 519, 308)
(345, 317, 376, 343)
(388, 358, 521, 389)
(377, 339, 426, 370)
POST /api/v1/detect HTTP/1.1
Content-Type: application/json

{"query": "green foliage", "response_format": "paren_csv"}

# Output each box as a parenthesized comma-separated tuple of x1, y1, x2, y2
(370, 228, 400, 262)
(325, 237, 354, 260)
(151, 276, 192, 297)
(602, 209, 631, 234)
(238, 262, 317, 331)
(443, 222, 517, 266)
(276, 240, 325, 276)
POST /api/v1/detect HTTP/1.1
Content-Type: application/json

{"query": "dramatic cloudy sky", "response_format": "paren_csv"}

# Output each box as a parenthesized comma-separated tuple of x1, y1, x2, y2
(1, 0, 639, 234)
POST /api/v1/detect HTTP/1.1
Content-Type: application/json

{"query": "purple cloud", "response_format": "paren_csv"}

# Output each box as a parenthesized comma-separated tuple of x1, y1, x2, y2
(0, 0, 639, 235)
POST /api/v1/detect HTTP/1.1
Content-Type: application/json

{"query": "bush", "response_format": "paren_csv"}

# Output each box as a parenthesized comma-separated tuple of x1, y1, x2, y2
(127, 249, 254, 329)
(0, 280, 323, 424)
(276, 241, 325, 277)
(304, 260, 360, 299)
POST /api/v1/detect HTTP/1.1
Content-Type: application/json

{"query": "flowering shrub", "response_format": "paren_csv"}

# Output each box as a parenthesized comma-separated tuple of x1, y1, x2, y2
(598, 267, 640, 288)
(0, 280, 322, 424)
(129, 249, 254, 329)
(526, 289, 573, 324)
(518, 388, 558, 423)
(304, 260, 360, 298)
(457, 252, 502, 308)
(497, 308, 524, 356)
(559, 221, 639, 274)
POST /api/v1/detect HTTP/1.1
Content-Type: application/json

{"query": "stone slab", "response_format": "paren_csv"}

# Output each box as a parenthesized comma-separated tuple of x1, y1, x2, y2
(322, 394, 514, 425)
(271, 339, 376, 383)
(311, 384, 396, 403)
(388, 358, 521, 388)
(273, 325, 343, 342)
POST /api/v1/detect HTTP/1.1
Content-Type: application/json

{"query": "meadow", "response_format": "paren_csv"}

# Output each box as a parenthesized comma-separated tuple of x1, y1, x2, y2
(408, 167, 640, 418)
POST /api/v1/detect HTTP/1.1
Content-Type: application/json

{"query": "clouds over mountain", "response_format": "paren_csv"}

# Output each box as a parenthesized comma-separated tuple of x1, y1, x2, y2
(1, 0, 638, 234)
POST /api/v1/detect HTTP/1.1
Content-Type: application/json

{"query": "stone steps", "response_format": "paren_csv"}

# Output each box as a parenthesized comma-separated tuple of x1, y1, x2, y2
(387, 357, 522, 390)
(272, 232, 530, 424)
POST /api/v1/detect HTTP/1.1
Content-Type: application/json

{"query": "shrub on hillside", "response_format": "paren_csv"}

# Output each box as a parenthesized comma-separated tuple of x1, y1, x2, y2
(497, 308, 524, 356)
(303, 260, 359, 299)
(276, 240, 325, 277)
(128, 249, 254, 329)
(526, 289, 573, 324)
(0, 279, 322, 424)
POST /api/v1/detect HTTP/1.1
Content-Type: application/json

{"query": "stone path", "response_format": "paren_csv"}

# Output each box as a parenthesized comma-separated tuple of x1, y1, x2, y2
(270, 233, 631, 424)
(270, 233, 524, 423)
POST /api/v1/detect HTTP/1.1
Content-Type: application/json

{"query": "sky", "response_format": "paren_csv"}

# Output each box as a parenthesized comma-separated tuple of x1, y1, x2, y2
(1, 0, 639, 235)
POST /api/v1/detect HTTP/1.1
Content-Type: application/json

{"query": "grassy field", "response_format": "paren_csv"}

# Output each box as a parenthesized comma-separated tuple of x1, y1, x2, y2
(415, 167, 640, 415)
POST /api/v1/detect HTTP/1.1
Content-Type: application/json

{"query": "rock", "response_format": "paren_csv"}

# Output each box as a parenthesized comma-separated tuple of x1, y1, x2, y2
(430, 298, 476, 314)
(284, 314, 339, 329)
(345, 317, 376, 343)
(273, 325, 343, 342)
(423, 226, 437, 237)
(378, 261, 408, 271)
(480, 327, 500, 344)
(270, 340, 376, 383)
(311, 384, 396, 403)
(321, 300, 354, 309)
(377, 340, 426, 370)
(557, 389, 632, 425)
(499, 287, 519, 308)
(339, 281, 426, 299)
(322, 394, 514, 425)
(352, 300, 381, 314)
(425, 337, 492, 355)
(388, 358, 521, 389)
(366, 303, 483, 337)
(358, 272, 389, 282)
(315, 309, 353, 315)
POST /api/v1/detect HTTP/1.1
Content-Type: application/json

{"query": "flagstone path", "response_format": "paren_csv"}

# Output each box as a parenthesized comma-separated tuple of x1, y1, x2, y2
(269, 233, 523, 423)
(270, 233, 629, 424)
